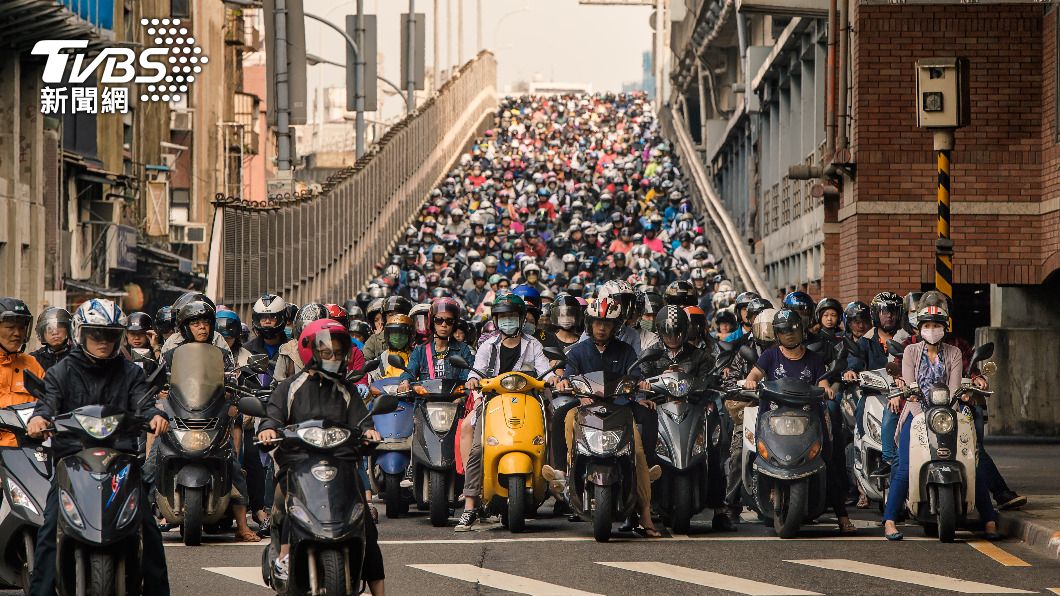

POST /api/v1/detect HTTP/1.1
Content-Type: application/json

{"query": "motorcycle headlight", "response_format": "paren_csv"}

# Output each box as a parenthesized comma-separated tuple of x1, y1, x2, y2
(768, 416, 808, 436)
(74, 414, 122, 439)
(584, 429, 621, 454)
(173, 429, 213, 451)
(866, 415, 882, 444)
(297, 427, 351, 448)
(500, 374, 528, 392)
(116, 488, 139, 529)
(571, 379, 592, 394)
(426, 403, 459, 433)
(929, 410, 955, 434)
(930, 387, 951, 406)
(311, 464, 338, 482)
(667, 379, 690, 397)
(59, 489, 84, 529)
(6, 478, 38, 516)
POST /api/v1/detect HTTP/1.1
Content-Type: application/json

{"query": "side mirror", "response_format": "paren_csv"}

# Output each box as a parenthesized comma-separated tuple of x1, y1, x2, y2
(630, 348, 664, 374)
(449, 354, 471, 370)
(968, 342, 995, 374)
(543, 347, 568, 364)
(362, 359, 380, 373)
(236, 395, 268, 418)
(131, 348, 155, 363)
(247, 354, 270, 374)
(387, 353, 408, 372)
(21, 370, 46, 400)
(738, 344, 758, 365)
(886, 340, 905, 358)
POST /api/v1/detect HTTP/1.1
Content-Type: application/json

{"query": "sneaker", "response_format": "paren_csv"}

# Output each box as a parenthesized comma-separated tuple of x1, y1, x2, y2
(871, 462, 891, 478)
(256, 515, 271, 538)
(542, 465, 565, 482)
(454, 509, 479, 532)
(399, 465, 415, 489)
(996, 491, 1027, 511)
(272, 554, 290, 582)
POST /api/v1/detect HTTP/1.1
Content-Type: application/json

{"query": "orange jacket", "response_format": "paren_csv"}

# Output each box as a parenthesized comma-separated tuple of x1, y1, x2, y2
(0, 351, 43, 447)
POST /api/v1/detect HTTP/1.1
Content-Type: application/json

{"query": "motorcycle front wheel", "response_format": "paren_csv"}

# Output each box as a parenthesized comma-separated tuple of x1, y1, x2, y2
(773, 480, 807, 539)
(592, 487, 613, 543)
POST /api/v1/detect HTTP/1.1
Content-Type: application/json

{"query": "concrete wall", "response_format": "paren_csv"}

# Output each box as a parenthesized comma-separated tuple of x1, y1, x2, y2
(976, 326, 1060, 436)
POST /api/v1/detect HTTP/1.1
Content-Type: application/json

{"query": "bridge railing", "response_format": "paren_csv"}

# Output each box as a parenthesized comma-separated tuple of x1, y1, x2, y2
(217, 51, 498, 313)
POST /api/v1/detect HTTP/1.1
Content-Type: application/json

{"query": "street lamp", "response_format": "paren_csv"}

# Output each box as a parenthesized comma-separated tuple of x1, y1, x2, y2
(306, 53, 409, 101)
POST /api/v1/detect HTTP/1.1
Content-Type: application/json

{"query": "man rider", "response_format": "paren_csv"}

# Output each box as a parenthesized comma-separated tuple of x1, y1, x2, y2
(0, 298, 44, 447)
(244, 293, 291, 368)
(26, 299, 171, 595)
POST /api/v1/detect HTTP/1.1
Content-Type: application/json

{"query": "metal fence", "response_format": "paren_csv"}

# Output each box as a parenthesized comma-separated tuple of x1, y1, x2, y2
(218, 52, 497, 313)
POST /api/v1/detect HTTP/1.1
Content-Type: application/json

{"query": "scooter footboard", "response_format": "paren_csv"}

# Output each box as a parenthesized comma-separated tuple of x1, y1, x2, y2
(375, 451, 410, 476)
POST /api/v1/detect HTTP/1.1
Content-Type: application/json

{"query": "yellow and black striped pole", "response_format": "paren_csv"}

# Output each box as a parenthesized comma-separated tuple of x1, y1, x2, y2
(934, 130, 955, 304)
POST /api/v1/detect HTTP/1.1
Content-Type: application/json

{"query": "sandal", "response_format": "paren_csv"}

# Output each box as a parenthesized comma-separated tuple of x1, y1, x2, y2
(369, 505, 379, 524)
(634, 526, 664, 538)
(236, 529, 262, 542)
(857, 494, 870, 509)
(839, 520, 858, 535)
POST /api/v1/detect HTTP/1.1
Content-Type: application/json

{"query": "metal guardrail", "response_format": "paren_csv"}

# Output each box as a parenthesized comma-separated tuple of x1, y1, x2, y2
(216, 51, 498, 314)
(662, 108, 773, 298)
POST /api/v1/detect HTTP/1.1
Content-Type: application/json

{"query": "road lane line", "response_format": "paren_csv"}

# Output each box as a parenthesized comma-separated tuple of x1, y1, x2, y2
(165, 534, 937, 547)
(408, 563, 603, 595)
(203, 567, 266, 587)
(598, 562, 821, 595)
(786, 559, 1035, 593)
(966, 539, 1031, 567)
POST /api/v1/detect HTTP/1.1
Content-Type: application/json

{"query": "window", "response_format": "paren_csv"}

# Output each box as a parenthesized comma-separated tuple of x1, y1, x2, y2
(171, 0, 190, 18)
(171, 188, 191, 224)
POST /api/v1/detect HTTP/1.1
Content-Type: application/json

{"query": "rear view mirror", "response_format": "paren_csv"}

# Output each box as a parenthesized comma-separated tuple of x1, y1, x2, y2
(387, 353, 408, 372)
(886, 340, 905, 358)
(448, 354, 470, 370)
(543, 347, 568, 363)
(370, 392, 400, 416)
(247, 354, 270, 374)
(362, 359, 380, 373)
(968, 342, 995, 375)
(21, 370, 46, 400)
(237, 395, 267, 418)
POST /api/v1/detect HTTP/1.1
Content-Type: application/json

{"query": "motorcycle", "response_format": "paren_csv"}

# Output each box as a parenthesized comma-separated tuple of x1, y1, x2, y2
(449, 350, 565, 533)
(644, 368, 725, 534)
(896, 341, 995, 543)
(153, 343, 269, 545)
(847, 367, 895, 509)
(0, 400, 50, 593)
(238, 388, 401, 595)
(366, 378, 415, 518)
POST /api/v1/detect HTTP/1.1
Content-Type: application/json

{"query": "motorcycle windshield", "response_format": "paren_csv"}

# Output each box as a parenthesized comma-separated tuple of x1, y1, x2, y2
(169, 343, 226, 410)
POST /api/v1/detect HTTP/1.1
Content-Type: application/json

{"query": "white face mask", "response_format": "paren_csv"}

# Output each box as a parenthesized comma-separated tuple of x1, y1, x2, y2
(556, 315, 576, 329)
(497, 316, 521, 336)
(920, 327, 945, 345)
(321, 360, 343, 373)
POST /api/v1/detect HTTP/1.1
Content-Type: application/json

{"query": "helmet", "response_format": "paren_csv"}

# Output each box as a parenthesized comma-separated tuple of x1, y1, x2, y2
(428, 297, 462, 335)
(0, 298, 34, 353)
(176, 300, 217, 343)
(752, 308, 778, 346)
(215, 310, 243, 339)
(916, 305, 949, 327)
(772, 309, 805, 349)
(173, 291, 216, 313)
(782, 292, 814, 329)
(348, 320, 372, 340)
(324, 304, 349, 329)
(35, 306, 71, 346)
(292, 303, 329, 337)
(126, 312, 154, 333)
(491, 293, 527, 317)
(734, 292, 760, 323)
(511, 284, 542, 315)
(297, 319, 353, 378)
(550, 293, 584, 331)
(713, 309, 738, 331)
(599, 280, 635, 318)
(843, 301, 871, 326)
(366, 298, 385, 327)
(655, 305, 690, 346)
(584, 297, 623, 340)
(409, 303, 431, 344)
(683, 306, 707, 338)
(903, 292, 924, 330)
(383, 313, 414, 352)
(745, 297, 774, 326)
(252, 293, 288, 339)
(72, 299, 127, 360)
(664, 280, 697, 307)
(814, 298, 843, 326)
(382, 296, 413, 317)
(154, 306, 176, 335)
(638, 291, 665, 317)
(869, 292, 904, 333)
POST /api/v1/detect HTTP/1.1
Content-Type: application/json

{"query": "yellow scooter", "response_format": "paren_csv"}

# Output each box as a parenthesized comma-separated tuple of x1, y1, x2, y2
(450, 352, 564, 532)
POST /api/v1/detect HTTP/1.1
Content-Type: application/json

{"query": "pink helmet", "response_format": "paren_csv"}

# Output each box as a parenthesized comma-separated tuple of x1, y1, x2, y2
(298, 319, 353, 371)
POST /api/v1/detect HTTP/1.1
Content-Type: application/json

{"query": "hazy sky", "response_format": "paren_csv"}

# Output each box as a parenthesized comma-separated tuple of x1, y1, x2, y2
(301, 0, 653, 121)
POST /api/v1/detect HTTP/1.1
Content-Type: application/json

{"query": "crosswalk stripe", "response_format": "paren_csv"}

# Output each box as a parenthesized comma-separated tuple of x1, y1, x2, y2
(203, 567, 267, 587)
(966, 539, 1031, 567)
(786, 559, 1035, 593)
(597, 562, 821, 595)
(409, 563, 603, 595)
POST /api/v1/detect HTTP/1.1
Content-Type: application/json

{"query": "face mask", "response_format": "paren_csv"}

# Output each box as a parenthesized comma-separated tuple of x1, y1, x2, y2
(497, 316, 521, 336)
(640, 319, 654, 332)
(557, 315, 576, 330)
(921, 327, 944, 345)
(321, 360, 343, 373)
(521, 322, 536, 336)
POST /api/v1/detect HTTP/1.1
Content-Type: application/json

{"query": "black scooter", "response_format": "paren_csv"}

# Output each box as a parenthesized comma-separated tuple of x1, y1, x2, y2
(238, 388, 400, 596)
(405, 375, 466, 527)
(0, 401, 50, 593)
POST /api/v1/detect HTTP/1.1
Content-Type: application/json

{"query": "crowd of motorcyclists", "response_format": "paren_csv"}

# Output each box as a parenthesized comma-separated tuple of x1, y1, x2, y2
(0, 92, 1028, 594)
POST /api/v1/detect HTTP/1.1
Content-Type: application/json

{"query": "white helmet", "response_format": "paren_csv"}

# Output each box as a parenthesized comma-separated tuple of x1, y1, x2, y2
(252, 293, 288, 339)
(752, 308, 778, 344)
(72, 298, 127, 361)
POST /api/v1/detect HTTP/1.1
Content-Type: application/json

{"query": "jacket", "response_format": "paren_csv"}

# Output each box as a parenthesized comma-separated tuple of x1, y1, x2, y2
(244, 335, 289, 363)
(0, 351, 44, 446)
(361, 331, 386, 360)
(29, 341, 74, 372)
(639, 343, 715, 379)
(398, 340, 472, 382)
(565, 338, 642, 380)
(34, 347, 165, 459)
(468, 334, 555, 382)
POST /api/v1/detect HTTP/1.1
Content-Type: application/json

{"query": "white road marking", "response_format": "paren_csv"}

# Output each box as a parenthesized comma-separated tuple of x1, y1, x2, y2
(786, 559, 1035, 593)
(203, 567, 267, 587)
(598, 561, 821, 595)
(165, 534, 936, 547)
(409, 564, 603, 595)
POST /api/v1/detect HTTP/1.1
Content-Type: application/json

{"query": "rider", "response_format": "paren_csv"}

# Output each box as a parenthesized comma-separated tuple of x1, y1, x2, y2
(245, 293, 291, 368)
(850, 292, 905, 477)
(362, 296, 414, 360)
(216, 310, 254, 366)
(0, 298, 43, 447)
(28, 306, 74, 371)
(256, 319, 386, 593)
(274, 304, 330, 382)
(372, 313, 415, 380)
(739, 308, 856, 535)
(550, 293, 585, 350)
(26, 299, 171, 596)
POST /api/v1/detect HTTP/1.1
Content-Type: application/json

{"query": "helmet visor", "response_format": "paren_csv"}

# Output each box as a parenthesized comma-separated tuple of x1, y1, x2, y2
(78, 325, 125, 358)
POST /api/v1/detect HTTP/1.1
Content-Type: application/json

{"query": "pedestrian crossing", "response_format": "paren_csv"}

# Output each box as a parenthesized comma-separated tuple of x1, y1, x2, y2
(204, 558, 1039, 594)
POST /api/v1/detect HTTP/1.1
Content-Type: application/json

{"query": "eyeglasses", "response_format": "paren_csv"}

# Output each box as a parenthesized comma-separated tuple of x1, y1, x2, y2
(434, 318, 456, 326)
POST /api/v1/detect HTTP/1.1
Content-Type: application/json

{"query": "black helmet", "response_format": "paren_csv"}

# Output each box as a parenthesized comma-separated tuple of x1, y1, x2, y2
(126, 312, 154, 332)
(176, 300, 217, 343)
(713, 309, 738, 330)
(843, 301, 870, 326)
(550, 293, 583, 331)
(154, 305, 176, 335)
(663, 280, 697, 307)
(382, 295, 413, 317)
(173, 291, 216, 313)
(772, 308, 804, 349)
(638, 291, 665, 316)
(869, 292, 904, 333)
(782, 291, 814, 329)
(734, 291, 760, 323)
(745, 297, 774, 326)
(814, 298, 843, 327)
(35, 306, 72, 345)
(292, 303, 329, 337)
(0, 297, 34, 354)
(655, 305, 690, 346)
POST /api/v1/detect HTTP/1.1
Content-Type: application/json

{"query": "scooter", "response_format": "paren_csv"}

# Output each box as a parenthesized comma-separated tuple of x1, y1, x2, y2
(366, 378, 415, 518)
(901, 342, 995, 543)
(0, 402, 50, 593)
(645, 369, 725, 534)
(238, 389, 401, 595)
(849, 368, 895, 508)
(153, 343, 260, 545)
(449, 351, 565, 533)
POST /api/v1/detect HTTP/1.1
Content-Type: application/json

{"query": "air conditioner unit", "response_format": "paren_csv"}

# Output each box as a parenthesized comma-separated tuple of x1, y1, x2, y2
(170, 223, 207, 244)
(170, 110, 193, 131)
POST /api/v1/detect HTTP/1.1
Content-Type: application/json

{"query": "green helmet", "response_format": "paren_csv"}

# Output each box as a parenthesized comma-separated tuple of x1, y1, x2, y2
(492, 293, 526, 317)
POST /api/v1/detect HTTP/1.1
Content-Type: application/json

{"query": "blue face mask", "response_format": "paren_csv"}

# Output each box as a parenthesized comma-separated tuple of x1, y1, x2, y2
(497, 316, 521, 337)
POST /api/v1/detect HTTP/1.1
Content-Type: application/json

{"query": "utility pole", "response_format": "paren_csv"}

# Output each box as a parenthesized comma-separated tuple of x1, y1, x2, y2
(275, 0, 292, 171)
(446, 0, 452, 74)
(433, 0, 439, 91)
(354, 0, 366, 158)
(476, 0, 482, 53)
(406, 1, 416, 113)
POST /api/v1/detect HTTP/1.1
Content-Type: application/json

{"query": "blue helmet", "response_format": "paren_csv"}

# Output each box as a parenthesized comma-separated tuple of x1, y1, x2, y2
(215, 309, 242, 339)
(782, 291, 814, 328)
(511, 284, 542, 314)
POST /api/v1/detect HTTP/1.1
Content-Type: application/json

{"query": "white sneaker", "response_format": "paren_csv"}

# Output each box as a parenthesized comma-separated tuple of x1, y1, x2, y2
(273, 554, 290, 581)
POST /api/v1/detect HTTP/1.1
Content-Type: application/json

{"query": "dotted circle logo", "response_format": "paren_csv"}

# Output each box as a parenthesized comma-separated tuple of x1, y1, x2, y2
(138, 18, 208, 103)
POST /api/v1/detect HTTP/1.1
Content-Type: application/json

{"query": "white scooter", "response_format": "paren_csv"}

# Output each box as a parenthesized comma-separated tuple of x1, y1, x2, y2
(850, 368, 894, 508)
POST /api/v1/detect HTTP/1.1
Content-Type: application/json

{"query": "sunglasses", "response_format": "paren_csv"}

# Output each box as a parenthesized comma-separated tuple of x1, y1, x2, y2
(434, 318, 456, 326)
